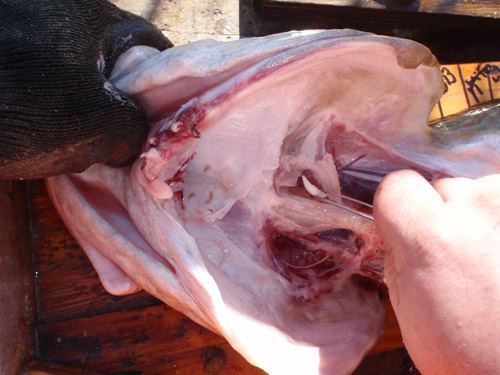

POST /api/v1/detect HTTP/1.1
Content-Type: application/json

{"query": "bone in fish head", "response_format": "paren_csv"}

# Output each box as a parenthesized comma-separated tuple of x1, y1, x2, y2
(46, 30, 499, 375)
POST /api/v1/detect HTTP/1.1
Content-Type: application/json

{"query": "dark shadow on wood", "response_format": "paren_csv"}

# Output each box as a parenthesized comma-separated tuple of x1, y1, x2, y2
(354, 348, 422, 375)
(0, 181, 36, 375)
(242, 0, 500, 64)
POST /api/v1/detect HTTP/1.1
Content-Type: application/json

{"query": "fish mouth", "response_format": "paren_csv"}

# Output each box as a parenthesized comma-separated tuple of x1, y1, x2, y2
(45, 30, 448, 375)
(138, 111, 431, 305)
(131, 38, 443, 304)
(44, 28, 500, 375)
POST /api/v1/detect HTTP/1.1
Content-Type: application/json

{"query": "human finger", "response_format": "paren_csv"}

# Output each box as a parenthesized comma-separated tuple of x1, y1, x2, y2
(373, 169, 443, 255)
(431, 177, 476, 202)
(476, 173, 500, 186)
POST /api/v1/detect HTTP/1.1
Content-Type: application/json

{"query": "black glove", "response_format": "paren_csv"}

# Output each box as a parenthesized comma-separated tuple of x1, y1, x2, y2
(0, 0, 173, 180)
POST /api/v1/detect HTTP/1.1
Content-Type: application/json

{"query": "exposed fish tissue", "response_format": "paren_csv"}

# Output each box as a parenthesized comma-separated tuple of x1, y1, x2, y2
(46, 30, 500, 375)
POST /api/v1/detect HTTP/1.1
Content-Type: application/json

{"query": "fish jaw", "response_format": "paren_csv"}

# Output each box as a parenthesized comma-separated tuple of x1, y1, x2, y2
(46, 30, 451, 375)
(132, 29, 443, 285)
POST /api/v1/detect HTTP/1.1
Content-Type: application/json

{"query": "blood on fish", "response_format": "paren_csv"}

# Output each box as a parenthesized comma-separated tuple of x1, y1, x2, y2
(166, 153, 195, 185)
(267, 224, 375, 294)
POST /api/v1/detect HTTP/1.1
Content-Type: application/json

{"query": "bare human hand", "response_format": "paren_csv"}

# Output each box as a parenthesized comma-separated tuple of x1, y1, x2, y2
(374, 170, 500, 375)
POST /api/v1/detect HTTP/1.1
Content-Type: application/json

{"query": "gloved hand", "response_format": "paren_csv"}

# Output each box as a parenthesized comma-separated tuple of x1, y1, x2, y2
(374, 170, 500, 375)
(0, 0, 173, 180)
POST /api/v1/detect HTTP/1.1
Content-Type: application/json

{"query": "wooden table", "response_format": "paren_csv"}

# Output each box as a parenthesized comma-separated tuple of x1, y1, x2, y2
(2, 1, 500, 374)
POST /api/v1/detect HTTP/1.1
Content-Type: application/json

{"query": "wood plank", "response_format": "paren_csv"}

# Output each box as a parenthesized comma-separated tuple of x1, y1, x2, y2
(37, 304, 266, 375)
(259, 0, 500, 18)
(0, 181, 36, 375)
(251, 0, 500, 64)
(35, 299, 400, 374)
(23, 360, 108, 375)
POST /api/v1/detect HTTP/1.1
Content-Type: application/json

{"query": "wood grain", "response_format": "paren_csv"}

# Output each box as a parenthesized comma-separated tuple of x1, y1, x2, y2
(23, 360, 109, 375)
(0, 181, 36, 375)
(259, 0, 500, 18)
(251, 0, 500, 64)
(36, 304, 265, 375)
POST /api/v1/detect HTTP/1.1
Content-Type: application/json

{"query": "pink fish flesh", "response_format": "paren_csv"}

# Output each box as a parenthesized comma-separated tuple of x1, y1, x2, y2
(46, 30, 500, 375)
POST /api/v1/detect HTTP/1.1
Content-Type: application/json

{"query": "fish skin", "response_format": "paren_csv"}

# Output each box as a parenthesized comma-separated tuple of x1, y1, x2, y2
(430, 101, 500, 139)
(45, 30, 499, 375)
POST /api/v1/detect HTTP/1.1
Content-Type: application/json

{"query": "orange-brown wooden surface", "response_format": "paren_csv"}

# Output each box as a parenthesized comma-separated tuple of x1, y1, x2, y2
(23, 360, 111, 375)
(0, 181, 36, 375)
(429, 62, 500, 121)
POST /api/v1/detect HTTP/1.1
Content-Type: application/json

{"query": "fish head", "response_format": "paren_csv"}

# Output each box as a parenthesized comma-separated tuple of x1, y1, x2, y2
(46, 30, 499, 375)
(124, 29, 444, 287)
